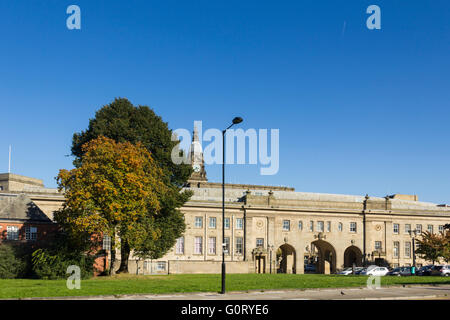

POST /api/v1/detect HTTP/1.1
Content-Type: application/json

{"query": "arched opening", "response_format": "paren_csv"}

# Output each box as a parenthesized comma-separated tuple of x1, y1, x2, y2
(276, 244, 296, 274)
(343, 246, 363, 268)
(311, 240, 337, 274)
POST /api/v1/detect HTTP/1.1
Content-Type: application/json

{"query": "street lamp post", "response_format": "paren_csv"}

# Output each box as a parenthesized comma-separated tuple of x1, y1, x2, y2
(408, 229, 419, 270)
(221, 116, 243, 294)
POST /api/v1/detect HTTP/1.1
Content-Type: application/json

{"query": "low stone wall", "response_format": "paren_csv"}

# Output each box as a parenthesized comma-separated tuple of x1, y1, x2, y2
(168, 260, 251, 274)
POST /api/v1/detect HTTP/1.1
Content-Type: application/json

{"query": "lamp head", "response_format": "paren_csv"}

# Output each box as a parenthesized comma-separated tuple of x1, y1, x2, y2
(232, 117, 243, 124)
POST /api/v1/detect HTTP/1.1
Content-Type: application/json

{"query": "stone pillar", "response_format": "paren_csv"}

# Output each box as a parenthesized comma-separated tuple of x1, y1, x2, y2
(245, 214, 252, 261)
(335, 248, 344, 271)
(296, 246, 305, 274)
(324, 261, 331, 274)
(286, 254, 293, 274)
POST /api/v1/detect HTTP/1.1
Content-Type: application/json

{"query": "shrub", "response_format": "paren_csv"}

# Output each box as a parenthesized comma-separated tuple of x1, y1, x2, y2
(0, 243, 27, 279)
(31, 248, 95, 280)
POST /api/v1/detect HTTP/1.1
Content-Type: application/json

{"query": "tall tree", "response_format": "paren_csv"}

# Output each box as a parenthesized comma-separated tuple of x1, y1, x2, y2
(71, 98, 192, 186)
(415, 231, 444, 264)
(69, 98, 192, 272)
(56, 136, 169, 274)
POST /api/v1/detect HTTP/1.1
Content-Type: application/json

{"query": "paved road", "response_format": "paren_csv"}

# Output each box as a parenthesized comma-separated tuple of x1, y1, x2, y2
(42, 284, 450, 300)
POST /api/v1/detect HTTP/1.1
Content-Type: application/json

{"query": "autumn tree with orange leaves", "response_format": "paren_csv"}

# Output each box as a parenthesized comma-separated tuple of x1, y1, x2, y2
(55, 136, 169, 274)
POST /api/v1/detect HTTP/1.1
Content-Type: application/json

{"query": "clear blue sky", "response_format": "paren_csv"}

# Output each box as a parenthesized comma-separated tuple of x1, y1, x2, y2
(1, 1, 449, 204)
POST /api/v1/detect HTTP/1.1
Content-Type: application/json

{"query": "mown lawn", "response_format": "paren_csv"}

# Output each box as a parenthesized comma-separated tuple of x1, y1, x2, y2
(1, 274, 449, 299)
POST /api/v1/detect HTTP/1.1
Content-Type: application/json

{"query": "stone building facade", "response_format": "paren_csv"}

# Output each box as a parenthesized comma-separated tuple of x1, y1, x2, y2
(0, 146, 449, 275)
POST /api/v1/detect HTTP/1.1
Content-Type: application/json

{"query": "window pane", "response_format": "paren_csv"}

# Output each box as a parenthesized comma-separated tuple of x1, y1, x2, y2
(236, 237, 243, 254)
(209, 217, 216, 229)
(195, 237, 203, 254)
(208, 237, 216, 254)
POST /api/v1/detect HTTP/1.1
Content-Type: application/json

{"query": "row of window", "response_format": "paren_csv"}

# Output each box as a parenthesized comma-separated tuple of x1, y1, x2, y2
(283, 220, 358, 233)
(193, 218, 446, 235)
(1, 226, 37, 241)
(194, 217, 243, 230)
(372, 241, 412, 258)
(175, 236, 244, 255)
(393, 223, 444, 235)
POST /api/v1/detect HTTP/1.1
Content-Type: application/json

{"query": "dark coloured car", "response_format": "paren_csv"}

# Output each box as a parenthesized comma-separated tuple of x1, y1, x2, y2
(304, 264, 316, 273)
(399, 267, 413, 276)
(417, 265, 434, 276)
(387, 267, 403, 276)
(431, 265, 450, 276)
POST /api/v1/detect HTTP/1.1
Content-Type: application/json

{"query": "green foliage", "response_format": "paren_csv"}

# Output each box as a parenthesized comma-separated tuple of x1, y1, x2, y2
(416, 231, 449, 264)
(71, 97, 192, 186)
(67, 98, 192, 271)
(31, 248, 94, 280)
(0, 244, 27, 279)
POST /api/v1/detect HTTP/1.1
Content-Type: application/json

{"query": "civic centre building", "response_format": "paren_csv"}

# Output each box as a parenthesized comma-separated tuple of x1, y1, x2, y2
(1, 132, 449, 275)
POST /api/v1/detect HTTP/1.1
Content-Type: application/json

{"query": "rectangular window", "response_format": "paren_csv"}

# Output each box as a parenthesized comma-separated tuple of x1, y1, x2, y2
(317, 221, 324, 232)
(326, 221, 331, 232)
(194, 217, 203, 228)
(439, 225, 444, 233)
(393, 241, 399, 257)
(156, 261, 166, 271)
(236, 237, 243, 254)
(25, 226, 37, 241)
(298, 221, 303, 230)
(427, 225, 433, 234)
(209, 217, 216, 229)
(176, 237, 184, 254)
(375, 241, 382, 251)
(236, 218, 243, 230)
(208, 237, 216, 254)
(405, 224, 411, 234)
(6, 226, 19, 240)
(405, 242, 411, 258)
(256, 238, 264, 247)
(102, 234, 111, 250)
(224, 237, 230, 254)
(350, 222, 357, 233)
(282, 220, 290, 231)
(309, 221, 314, 232)
(393, 223, 399, 234)
(194, 236, 203, 254)
(416, 224, 422, 234)
(224, 218, 230, 229)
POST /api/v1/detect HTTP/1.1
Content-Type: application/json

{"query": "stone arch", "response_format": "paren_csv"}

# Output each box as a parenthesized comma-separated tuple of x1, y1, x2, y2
(311, 240, 337, 274)
(276, 243, 296, 274)
(343, 246, 363, 268)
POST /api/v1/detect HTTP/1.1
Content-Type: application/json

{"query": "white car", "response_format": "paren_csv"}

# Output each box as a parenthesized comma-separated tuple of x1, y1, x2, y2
(362, 267, 389, 276)
(337, 267, 363, 275)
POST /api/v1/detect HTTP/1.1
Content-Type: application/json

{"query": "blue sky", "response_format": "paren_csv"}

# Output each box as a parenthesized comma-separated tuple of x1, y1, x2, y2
(0, 1, 449, 204)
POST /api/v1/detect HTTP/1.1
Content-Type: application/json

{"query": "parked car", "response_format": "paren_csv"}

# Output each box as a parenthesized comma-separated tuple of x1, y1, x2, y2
(355, 268, 367, 275)
(417, 265, 434, 276)
(399, 267, 413, 276)
(304, 264, 316, 273)
(361, 266, 389, 276)
(337, 267, 364, 275)
(387, 267, 404, 276)
(431, 265, 450, 276)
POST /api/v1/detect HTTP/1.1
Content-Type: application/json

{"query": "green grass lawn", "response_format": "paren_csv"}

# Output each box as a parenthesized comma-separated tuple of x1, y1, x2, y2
(1, 274, 449, 299)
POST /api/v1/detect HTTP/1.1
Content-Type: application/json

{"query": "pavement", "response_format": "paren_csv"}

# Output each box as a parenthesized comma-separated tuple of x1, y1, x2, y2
(33, 284, 450, 300)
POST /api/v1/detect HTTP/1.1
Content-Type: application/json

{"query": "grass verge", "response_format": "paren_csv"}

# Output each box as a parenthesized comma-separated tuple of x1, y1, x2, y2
(1, 274, 449, 299)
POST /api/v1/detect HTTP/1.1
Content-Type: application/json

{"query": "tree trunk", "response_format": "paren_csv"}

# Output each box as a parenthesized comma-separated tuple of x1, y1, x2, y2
(117, 239, 130, 273)
(109, 234, 116, 276)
